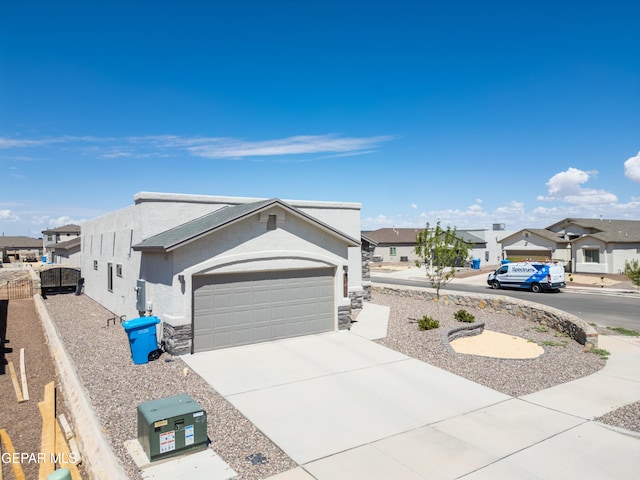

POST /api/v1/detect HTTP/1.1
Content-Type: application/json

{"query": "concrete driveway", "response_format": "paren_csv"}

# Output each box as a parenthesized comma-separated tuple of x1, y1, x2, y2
(182, 330, 640, 479)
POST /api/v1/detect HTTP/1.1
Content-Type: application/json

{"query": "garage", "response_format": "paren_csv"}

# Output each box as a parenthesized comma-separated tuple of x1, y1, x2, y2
(193, 267, 335, 352)
(504, 249, 551, 262)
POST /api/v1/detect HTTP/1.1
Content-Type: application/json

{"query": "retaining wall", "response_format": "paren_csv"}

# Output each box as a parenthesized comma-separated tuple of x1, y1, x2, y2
(374, 285, 599, 349)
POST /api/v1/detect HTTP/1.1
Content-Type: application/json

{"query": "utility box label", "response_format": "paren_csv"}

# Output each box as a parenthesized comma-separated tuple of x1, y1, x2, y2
(159, 431, 176, 453)
(185, 425, 194, 446)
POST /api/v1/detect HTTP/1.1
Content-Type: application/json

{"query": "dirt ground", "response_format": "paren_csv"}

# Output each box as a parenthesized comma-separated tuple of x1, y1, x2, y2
(0, 298, 86, 480)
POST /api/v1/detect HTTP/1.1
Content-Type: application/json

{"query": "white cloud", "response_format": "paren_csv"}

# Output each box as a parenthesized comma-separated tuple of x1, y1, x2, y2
(624, 151, 640, 183)
(494, 201, 525, 216)
(184, 134, 398, 159)
(0, 209, 20, 221)
(536, 167, 618, 204)
(411, 203, 418, 210)
(0, 135, 107, 149)
(1, 133, 397, 161)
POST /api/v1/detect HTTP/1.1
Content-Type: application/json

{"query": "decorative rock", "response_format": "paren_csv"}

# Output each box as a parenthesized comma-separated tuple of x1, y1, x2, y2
(373, 285, 598, 349)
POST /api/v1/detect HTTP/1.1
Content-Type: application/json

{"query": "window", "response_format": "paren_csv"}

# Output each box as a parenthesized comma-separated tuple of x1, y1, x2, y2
(93, 260, 98, 270)
(116, 264, 123, 277)
(390, 247, 397, 256)
(584, 249, 600, 263)
(107, 263, 113, 292)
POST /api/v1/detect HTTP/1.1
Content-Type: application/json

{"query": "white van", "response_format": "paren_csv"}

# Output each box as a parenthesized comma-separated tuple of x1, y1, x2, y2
(487, 262, 566, 293)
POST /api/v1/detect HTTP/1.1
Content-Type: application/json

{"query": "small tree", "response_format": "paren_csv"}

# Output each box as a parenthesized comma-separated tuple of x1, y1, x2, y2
(624, 259, 640, 291)
(414, 221, 470, 300)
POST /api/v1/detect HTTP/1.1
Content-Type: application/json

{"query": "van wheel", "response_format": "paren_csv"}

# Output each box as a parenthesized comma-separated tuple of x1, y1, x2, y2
(531, 283, 542, 293)
(491, 280, 500, 289)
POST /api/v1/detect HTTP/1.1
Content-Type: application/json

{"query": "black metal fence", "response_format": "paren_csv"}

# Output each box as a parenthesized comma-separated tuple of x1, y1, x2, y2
(40, 267, 81, 296)
(0, 278, 34, 300)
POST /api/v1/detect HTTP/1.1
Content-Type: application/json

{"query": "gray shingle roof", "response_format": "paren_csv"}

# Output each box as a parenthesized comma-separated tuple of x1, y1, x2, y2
(499, 228, 569, 245)
(51, 237, 81, 251)
(42, 224, 81, 235)
(0, 236, 42, 249)
(133, 198, 359, 252)
(568, 219, 640, 242)
(365, 228, 485, 246)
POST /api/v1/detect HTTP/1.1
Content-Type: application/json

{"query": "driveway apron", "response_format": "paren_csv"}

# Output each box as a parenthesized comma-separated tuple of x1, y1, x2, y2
(183, 331, 640, 479)
(183, 331, 510, 464)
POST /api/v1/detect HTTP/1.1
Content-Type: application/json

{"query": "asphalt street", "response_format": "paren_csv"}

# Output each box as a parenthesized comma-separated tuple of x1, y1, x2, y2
(371, 274, 640, 331)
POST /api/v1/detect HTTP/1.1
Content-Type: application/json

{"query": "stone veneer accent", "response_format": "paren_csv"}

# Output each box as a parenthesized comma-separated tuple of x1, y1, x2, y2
(349, 291, 363, 310)
(374, 285, 599, 349)
(163, 321, 192, 356)
(338, 305, 352, 330)
(361, 241, 374, 301)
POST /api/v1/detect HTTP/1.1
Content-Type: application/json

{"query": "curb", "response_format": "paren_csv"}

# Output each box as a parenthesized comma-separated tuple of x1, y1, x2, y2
(35, 294, 130, 480)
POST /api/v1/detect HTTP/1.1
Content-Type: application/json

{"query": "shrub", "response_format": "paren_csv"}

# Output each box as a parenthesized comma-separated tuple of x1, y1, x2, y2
(454, 309, 475, 323)
(591, 348, 611, 360)
(418, 315, 440, 331)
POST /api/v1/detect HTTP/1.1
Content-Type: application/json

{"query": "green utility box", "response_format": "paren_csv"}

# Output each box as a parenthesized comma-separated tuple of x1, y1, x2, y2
(137, 394, 208, 462)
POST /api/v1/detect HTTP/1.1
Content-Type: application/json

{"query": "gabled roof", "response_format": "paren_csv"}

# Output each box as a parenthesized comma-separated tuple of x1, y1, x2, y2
(51, 237, 81, 251)
(0, 236, 42, 249)
(366, 228, 485, 246)
(456, 231, 486, 245)
(366, 228, 423, 244)
(133, 198, 360, 252)
(499, 228, 569, 245)
(42, 224, 81, 235)
(546, 218, 640, 243)
(360, 233, 378, 246)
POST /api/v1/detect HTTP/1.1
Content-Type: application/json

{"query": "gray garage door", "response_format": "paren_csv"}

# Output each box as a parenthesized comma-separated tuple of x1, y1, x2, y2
(505, 250, 551, 261)
(193, 268, 335, 352)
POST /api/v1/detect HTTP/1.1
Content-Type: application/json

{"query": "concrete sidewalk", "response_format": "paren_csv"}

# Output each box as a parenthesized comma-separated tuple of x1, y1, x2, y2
(182, 304, 640, 480)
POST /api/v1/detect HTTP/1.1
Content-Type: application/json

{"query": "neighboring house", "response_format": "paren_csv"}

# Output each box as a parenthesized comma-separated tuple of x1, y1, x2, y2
(548, 218, 640, 274)
(498, 229, 571, 265)
(499, 218, 640, 274)
(0, 236, 43, 263)
(42, 224, 81, 263)
(49, 237, 82, 266)
(81, 192, 363, 355)
(364, 227, 504, 268)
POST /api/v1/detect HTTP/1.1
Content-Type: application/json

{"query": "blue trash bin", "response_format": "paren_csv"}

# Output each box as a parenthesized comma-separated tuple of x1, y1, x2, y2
(472, 259, 481, 270)
(122, 316, 161, 365)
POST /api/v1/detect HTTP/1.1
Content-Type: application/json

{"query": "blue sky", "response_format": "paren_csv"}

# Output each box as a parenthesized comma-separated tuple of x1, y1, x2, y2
(1, 1, 639, 237)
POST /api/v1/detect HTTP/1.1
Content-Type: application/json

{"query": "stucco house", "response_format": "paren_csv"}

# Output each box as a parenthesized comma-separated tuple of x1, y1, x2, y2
(499, 218, 640, 274)
(0, 236, 42, 263)
(497, 229, 571, 265)
(49, 237, 82, 266)
(364, 227, 504, 267)
(42, 224, 81, 263)
(81, 192, 363, 355)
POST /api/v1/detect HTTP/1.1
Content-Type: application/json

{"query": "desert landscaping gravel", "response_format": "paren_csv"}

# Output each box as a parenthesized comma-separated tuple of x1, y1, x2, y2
(372, 291, 607, 397)
(43, 294, 296, 480)
(36, 287, 639, 479)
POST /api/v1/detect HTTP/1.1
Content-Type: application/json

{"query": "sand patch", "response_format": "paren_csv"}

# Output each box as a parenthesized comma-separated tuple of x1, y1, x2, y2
(450, 330, 544, 359)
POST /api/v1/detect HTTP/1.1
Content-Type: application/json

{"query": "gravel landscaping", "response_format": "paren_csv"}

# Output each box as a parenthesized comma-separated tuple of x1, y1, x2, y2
(43, 294, 296, 480)
(37, 288, 638, 479)
(371, 291, 607, 397)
